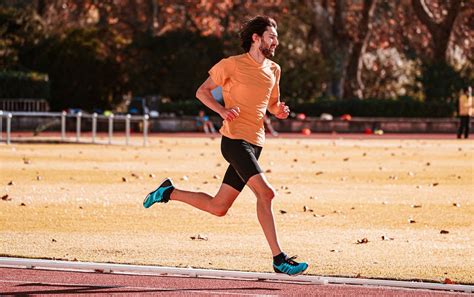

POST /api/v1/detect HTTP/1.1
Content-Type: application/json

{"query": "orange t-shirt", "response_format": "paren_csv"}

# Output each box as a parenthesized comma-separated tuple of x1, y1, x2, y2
(209, 53, 281, 146)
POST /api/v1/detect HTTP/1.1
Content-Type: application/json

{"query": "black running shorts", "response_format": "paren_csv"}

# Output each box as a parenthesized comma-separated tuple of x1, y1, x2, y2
(220, 136, 263, 192)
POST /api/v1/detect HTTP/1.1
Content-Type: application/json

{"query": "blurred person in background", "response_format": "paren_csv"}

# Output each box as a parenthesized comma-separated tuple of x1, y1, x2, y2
(457, 86, 472, 139)
(196, 110, 216, 134)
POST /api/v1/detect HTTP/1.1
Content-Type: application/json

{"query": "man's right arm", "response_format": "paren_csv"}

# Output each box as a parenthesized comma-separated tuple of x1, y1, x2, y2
(196, 77, 239, 122)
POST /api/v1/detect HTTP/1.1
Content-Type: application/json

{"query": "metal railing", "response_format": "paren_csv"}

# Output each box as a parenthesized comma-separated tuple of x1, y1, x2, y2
(0, 111, 149, 146)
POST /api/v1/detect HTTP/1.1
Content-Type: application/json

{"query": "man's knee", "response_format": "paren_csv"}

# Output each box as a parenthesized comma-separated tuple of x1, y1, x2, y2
(212, 206, 229, 217)
(257, 187, 276, 201)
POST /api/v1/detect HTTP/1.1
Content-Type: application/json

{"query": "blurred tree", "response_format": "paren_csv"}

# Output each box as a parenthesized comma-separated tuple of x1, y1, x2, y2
(20, 28, 124, 110)
(289, 0, 378, 99)
(411, 0, 463, 62)
(409, 0, 471, 103)
(125, 30, 224, 101)
(0, 7, 45, 69)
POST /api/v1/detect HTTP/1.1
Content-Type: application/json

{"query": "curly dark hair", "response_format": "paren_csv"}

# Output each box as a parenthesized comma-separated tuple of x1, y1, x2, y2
(240, 16, 277, 52)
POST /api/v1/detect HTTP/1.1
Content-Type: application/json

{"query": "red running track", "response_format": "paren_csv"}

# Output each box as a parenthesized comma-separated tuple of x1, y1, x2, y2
(0, 267, 469, 296)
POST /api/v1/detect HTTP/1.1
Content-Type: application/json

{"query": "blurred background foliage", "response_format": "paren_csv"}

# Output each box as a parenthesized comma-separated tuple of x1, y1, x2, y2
(0, 0, 472, 116)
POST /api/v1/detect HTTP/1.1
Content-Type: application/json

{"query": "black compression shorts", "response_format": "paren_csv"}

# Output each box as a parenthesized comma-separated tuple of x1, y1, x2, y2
(220, 136, 263, 192)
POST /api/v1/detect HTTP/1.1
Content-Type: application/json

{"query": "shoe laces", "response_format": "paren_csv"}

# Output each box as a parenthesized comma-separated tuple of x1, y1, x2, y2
(285, 255, 299, 266)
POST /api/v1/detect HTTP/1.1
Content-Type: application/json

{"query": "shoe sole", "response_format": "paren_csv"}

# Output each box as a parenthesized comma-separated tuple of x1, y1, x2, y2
(273, 264, 309, 276)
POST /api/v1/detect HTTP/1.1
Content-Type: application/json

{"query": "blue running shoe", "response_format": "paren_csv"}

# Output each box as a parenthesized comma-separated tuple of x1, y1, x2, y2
(143, 178, 174, 208)
(273, 255, 309, 275)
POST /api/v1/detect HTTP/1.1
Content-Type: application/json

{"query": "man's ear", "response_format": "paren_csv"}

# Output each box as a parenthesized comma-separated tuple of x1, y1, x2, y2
(252, 33, 260, 43)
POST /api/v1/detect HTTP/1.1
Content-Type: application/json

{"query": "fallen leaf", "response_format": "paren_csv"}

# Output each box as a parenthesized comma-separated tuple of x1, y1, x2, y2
(440, 230, 449, 234)
(356, 238, 369, 244)
(443, 278, 454, 284)
(190, 234, 208, 241)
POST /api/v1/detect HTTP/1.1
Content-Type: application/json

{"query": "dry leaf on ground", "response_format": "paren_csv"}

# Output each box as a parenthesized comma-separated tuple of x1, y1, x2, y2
(190, 234, 208, 241)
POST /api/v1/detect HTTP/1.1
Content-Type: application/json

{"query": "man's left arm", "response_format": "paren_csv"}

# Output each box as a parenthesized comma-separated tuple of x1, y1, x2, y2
(268, 66, 290, 119)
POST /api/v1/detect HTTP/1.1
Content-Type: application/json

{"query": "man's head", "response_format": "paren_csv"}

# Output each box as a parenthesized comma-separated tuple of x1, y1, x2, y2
(240, 16, 278, 58)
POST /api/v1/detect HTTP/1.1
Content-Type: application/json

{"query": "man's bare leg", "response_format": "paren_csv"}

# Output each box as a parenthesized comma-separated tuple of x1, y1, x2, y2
(170, 183, 240, 217)
(246, 173, 282, 256)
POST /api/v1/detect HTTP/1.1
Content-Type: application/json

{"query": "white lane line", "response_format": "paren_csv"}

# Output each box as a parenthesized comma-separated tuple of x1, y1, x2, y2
(0, 257, 472, 293)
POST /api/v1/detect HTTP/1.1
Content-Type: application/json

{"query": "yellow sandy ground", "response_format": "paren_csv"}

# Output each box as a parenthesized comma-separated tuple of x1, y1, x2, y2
(0, 136, 473, 284)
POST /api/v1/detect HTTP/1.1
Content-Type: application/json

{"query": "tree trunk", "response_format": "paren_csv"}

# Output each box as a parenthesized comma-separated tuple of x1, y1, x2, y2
(36, 0, 46, 16)
(344, 0, 377, 99)
(411, 0, 462, 61)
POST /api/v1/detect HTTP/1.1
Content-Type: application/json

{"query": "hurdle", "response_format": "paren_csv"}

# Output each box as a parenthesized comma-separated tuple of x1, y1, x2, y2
(0, 111, 150, 146)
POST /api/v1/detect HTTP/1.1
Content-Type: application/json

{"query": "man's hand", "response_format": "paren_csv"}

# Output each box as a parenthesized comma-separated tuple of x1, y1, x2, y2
(219, 106, 240, 122)
(275, 102, 290, 119)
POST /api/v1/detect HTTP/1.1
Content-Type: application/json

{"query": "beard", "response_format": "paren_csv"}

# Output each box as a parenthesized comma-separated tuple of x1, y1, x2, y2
(259, 40, 275, 58)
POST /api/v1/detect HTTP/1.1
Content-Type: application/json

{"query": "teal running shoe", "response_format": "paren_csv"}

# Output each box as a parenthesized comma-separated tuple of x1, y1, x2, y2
(273, 255, 308, 275)
(143, 178, 174, 208)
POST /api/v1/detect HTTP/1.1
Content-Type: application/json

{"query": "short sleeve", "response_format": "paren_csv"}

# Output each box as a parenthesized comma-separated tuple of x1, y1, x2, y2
(209, 58, 235, 86)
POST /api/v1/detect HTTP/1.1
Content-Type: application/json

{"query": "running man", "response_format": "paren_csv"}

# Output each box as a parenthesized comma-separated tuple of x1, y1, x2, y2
(144, 16, 308, 275)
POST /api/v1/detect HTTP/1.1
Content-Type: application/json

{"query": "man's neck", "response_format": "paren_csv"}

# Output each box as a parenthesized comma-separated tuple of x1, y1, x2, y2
(248, 47, 266, 64)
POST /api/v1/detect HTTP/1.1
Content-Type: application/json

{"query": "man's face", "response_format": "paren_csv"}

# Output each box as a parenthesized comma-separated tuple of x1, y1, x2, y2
(258, 26, 279, 58)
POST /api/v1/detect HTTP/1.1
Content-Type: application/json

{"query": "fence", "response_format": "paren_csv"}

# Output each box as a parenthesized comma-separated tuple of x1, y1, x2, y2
(0, 111, 149, 146)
